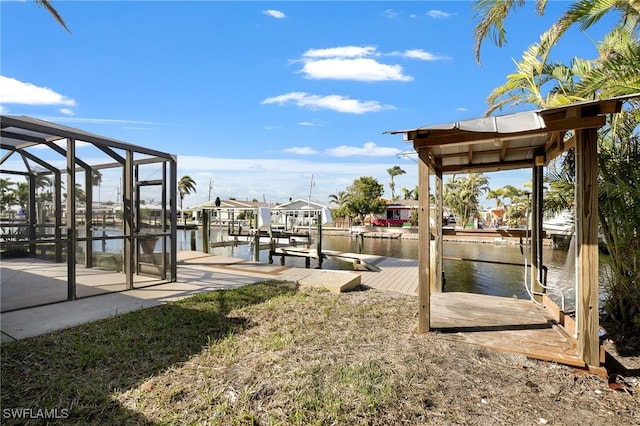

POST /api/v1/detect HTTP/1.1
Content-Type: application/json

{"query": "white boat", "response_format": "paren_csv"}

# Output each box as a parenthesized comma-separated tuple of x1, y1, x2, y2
(543, 210, 574, 235)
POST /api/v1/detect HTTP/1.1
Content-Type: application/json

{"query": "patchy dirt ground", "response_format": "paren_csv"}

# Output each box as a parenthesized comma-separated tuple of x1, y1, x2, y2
(115, 284, 639, 425)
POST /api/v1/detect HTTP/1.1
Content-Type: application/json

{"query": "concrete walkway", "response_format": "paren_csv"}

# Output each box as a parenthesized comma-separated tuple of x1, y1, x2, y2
(2, 250, 409, 342)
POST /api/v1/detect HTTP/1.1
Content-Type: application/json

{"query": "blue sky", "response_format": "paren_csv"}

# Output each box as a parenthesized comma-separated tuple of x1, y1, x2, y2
(0, 1, 614, 208)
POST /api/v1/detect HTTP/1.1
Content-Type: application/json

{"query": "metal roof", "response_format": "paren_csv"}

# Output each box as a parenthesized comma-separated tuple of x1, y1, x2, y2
(388, 94, 640, 173)
(1, 115, 174, 174)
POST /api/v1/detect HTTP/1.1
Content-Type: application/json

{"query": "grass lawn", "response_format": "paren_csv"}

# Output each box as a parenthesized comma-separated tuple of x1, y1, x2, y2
(2, 280, 638, 425)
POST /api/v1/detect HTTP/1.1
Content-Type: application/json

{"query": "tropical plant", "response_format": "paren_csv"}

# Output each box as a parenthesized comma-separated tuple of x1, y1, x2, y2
(400, 185, 418, 200)
(473, 0, 639, 66)
(328, 191, 352, 227)
(178, 176, 197, 225)
(444, 173, 489, 227)
(598, 110, 640, 337)
(0, 178, 16, 216)
(501, 184, 529, 227)
(7, 182, 30, 219)
(386, 166, 406, 201)
(486, 188, 504, 207)
(73, 184, 86, 203)
(472, 0, 640, 339)
(344, 177, 386, 225)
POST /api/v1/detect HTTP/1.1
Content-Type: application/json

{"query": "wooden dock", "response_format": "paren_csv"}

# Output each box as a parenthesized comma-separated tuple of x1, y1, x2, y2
(269, 246, 385, 271)
(176, 250, 588, 370)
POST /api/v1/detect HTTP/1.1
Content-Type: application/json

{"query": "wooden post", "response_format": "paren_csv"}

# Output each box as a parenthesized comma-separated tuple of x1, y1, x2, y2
(530, 161, 544, 302)
(433, 159, 443, 292)
(253, 214, 260, 262)
(268, 239, 275, 264)
(202, 210, 209, 253)
(575, 128, 600, 367)
(316, 220, 323, 268)
(417, 149, 431, 333)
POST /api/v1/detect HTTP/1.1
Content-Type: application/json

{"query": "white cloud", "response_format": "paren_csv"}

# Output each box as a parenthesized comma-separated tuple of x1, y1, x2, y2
(384, 9, 398, 19)
(456, 107, 468, 112)
(298, 121, 321, 127)
(284, 146, 318, 155)
(263, 9, 285, 19)
(302, 46, 377, 59)
(390, 49, 450, 61)
(261, 92, 395, 114)
(325, 141, 402, 158)
(174, 155, 419, 205)
(0, 105, 8, 114)
(427, 10, 454, 19)
(302, 58, 412, 82)
(59, 108, 75, 116)
(0, 76, 76, 106)
(298, 46, 412, 82)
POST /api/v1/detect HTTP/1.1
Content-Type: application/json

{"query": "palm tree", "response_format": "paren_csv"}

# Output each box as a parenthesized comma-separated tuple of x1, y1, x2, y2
(444, 173, 489, 227)
(74, 184, 86, 202)
(401, 185, 418, 200)
(329, 191, 352, 228)
(473, 0, 639, 65)
(386, 166, 406, 201)
(91, 169, 102, 206)
(178, 176, 197, 224)
(472, 0, 640, 338)
(14, 182, 29, 216)
(0, 178, 16, 217)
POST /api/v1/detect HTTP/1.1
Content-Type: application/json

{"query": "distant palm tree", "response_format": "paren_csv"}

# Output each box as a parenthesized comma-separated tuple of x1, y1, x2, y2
(386, 166, 406, 201)
(178, 176, 197, 224)
(91, 170, 102, 204)
(400, 185, 418, 200)
(329, 191, 352, 228)
(0, 178, 16, 216)
(444, 173, 489, 227)
(36, 0, 70, 32)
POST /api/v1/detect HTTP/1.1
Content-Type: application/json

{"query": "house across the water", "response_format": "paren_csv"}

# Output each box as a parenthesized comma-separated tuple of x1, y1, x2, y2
(372, 199, 418, 227)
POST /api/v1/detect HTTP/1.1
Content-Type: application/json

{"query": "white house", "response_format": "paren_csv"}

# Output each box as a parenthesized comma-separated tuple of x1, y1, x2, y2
(272, 199, 331, 229)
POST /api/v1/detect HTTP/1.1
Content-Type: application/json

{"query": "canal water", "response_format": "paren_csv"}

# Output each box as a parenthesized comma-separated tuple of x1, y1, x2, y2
(90, 227, 585, 310)
(177, 228, 583, 310)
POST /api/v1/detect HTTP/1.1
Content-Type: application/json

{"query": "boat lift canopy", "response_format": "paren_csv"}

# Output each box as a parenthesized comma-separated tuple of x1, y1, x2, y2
(388, 94, 640, 369)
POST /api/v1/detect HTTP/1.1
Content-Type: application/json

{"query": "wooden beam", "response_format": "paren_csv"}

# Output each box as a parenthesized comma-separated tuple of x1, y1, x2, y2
(441, 159, 534, 174)
(575, 128, 600, 367)
(500, 140, 508, 161)
(418, 149, 431, 333)
(436, 145, 534, 160)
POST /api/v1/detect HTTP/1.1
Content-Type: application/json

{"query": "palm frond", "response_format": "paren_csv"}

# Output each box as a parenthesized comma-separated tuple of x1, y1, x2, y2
(472, 0, 527, 64)
(36, 0, 70, 32)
